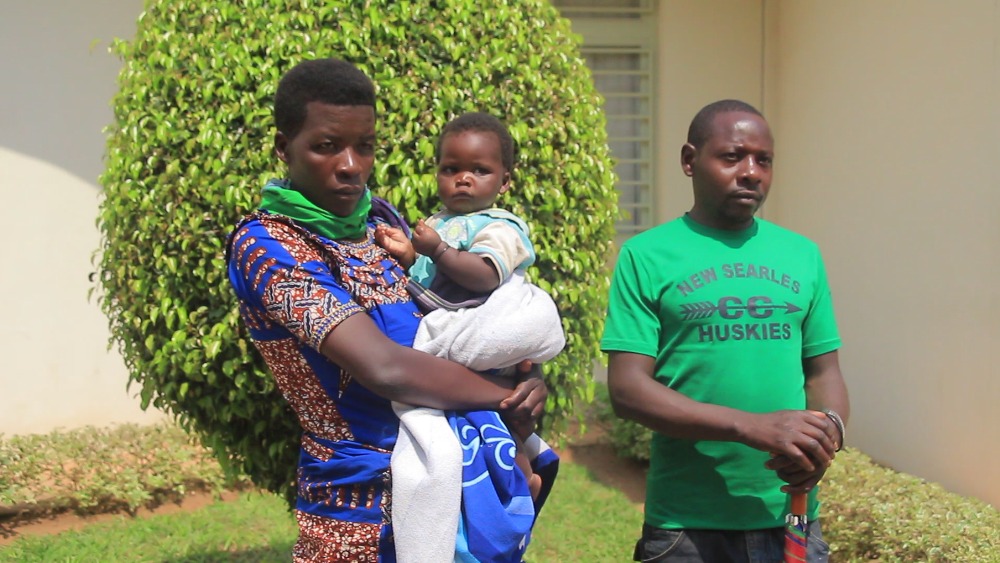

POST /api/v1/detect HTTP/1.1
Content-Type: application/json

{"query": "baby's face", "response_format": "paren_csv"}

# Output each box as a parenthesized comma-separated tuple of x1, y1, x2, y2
(436, 130, 510, 214)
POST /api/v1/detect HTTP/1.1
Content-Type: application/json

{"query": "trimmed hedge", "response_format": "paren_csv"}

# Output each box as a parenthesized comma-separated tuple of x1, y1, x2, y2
(96, 0, 618, 502)
(0, 424, 248, 517)
(820, 448, 1000, 562)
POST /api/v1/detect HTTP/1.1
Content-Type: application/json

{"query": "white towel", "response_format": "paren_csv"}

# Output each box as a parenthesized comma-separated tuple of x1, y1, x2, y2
(414, 271, 566, 370)
(391, 272, 565, 562)
(390, 402, 463, 563)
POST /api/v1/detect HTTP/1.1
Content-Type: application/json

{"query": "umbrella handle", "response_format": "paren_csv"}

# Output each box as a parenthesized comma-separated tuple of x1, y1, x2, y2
(791, 492, 808, 515)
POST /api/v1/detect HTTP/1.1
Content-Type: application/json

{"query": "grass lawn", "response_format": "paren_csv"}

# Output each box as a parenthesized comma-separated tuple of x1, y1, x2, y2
(0, 460, 641, 562)
(0, 492, 296, 562)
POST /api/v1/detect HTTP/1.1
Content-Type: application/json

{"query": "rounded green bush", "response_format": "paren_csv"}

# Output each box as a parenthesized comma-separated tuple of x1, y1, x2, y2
(97, 0, 618, 500)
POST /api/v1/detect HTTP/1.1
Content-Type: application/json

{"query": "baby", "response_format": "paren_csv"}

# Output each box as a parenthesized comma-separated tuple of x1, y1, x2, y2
(376, 112, 564, 562)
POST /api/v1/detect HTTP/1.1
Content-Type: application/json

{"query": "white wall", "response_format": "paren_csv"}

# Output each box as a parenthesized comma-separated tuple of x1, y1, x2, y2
(764, 0, 1000, 508)
(0, 0, 163, 435)
(656, 0, 765, 222)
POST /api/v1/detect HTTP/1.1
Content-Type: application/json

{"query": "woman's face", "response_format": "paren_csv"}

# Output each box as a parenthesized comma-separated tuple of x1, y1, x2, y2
(275, 101, 376, 217)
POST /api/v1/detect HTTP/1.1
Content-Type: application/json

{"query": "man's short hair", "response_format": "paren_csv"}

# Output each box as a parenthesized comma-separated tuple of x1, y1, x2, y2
(274, 58, 376, 139)
(687, 99, 764, 148)
(436, 112, 516, 172)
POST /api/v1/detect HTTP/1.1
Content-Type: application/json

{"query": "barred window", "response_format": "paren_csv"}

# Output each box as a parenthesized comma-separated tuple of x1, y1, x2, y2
(554, 0, 656, 237)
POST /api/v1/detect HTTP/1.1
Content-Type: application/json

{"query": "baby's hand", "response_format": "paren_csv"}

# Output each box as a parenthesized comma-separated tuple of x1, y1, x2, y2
(411, 219, 443, 257)
(374, 224, 416, 268)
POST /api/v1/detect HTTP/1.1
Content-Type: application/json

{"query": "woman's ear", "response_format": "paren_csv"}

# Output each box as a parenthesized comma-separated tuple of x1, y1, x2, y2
(275, 132, 290, 164)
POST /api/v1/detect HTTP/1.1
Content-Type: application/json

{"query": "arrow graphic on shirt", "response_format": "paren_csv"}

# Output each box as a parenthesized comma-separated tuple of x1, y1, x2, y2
(680, 299, 803, 321)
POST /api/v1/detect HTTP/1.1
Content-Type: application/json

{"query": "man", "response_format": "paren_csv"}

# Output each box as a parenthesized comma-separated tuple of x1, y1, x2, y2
(602, 99, 849, 563)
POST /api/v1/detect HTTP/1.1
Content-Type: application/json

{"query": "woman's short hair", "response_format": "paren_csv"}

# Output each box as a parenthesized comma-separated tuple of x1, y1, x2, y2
(274, 58, 376, 139)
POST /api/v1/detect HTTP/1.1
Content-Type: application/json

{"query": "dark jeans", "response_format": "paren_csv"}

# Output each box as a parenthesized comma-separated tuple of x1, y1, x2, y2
(633, 521, 830, 563)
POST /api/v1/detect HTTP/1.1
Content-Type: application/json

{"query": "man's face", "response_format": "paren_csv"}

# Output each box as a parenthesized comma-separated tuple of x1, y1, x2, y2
(275, 101, 376, 217)
(436, 130, 510, 215)
(681, 111, 774, 230)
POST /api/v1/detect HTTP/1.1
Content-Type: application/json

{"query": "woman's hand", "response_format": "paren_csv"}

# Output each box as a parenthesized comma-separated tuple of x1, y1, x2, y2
(500, 361, 548, 438)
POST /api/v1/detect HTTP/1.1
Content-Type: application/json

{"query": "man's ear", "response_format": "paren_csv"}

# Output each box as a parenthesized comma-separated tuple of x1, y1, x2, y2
(275, 131, 290, 164)
(680, 143, 697, 177)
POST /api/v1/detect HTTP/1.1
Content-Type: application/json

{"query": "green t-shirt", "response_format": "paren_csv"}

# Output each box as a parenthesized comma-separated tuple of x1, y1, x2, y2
(601, 215, 841, 530)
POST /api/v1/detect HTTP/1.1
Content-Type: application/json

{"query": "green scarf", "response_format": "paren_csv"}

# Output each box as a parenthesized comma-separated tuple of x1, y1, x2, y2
(259, 180, 372, 240)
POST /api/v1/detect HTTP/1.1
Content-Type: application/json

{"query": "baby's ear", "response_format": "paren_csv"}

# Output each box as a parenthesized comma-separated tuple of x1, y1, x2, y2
(500, 171, 512, 194)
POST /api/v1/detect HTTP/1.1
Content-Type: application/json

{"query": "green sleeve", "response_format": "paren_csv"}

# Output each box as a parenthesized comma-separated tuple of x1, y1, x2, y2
(801, 248, 842, 358)
(601, 245, 659, 358)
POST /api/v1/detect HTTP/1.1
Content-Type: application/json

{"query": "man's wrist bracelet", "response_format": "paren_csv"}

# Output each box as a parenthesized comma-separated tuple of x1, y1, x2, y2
(431, 242, 450, 261)
(822, 409, 846, 451)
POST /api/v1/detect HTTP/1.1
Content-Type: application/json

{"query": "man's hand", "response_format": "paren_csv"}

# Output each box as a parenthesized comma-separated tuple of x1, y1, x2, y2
(764, 410, 840, 493)
(411, 219, 444, 257)
(739, 409, 838, 474)
(766, 453, 829, 493)
(374, 224, 415, 268)
(500, 361, 547, 439)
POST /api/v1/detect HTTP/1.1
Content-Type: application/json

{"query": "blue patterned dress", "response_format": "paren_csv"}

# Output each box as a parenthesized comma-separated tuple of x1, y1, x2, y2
(228, 212, 416, 562)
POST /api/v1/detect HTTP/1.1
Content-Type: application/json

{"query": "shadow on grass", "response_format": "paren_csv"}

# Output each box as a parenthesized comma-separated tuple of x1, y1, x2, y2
(160, 542, 295, 562)
(555, 412, 648, 506)
(564, 441, 647, 505)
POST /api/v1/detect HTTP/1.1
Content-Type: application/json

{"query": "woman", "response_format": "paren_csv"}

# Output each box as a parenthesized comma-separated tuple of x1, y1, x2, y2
(226, 58, 549, 561)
